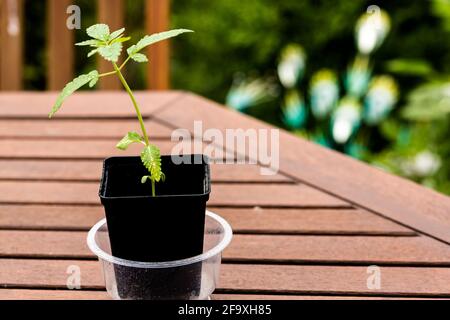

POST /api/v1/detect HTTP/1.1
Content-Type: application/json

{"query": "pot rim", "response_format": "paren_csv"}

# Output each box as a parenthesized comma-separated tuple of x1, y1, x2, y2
(86, 210, 233, 269)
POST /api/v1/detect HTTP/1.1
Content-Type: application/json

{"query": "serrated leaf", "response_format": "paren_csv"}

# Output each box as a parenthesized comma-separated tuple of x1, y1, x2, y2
(127, 45, 137, 56)
(87, 48, 99, 58)
(131, 53, 148, 63)
(141, 145, 164, 182)
(49, 71, 99, 118)
(128, 29, 193, 55)
(98, 42, 122, 62)
(87, 24, 110, 41)
(75, 39, 101, 47)
(109, 28, 125, 40)
(116, 131, 144, 150)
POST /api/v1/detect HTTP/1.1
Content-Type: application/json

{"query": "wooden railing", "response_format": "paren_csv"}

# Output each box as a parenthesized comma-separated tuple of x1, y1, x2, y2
(0, 0, 170, 91)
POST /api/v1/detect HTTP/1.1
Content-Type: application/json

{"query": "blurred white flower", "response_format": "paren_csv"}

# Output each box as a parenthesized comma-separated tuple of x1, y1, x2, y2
(277, 44, 306, 89)
(309, 69, 339, 120)
(364, 75, 399, 125)
(345, 56, 372, 98)
(282, 90, 307, 129)
(356, 9, 391, 55)
(401, 151, 441, 177)
(331, 98, 362, 144)
(226, 76, 277, 111)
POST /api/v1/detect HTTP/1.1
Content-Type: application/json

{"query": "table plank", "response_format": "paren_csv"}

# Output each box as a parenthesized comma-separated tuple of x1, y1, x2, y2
(0, 289, 436, 300)
(0, 181, 349, 207)
(0, 139, 231, 159)
(0, 119, 173, 139)
(0, 92, 182, 118)
(2, 259, 450, 297)
(0, 205, 410, 235)
(154, 93, 450, 244)
(1, 231, 448, 265)
(0, 160, 291, 183)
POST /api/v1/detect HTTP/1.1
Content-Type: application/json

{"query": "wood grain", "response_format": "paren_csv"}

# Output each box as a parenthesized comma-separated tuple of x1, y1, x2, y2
(0, 160, 291, 183)
(0, 206, 410, 235)
(47, 0, 74, 90)
(146, 0, 170, 90)
(0, 289, 436, 300)
(2, 259, 450, 297)
(0, 92, 182, 118)
(0, 181, 348, 207)
(0, 0, 23, 90)
(0, 139, 232, 159)
(0, 231, 446, 265)
(0, 119, 173, 139)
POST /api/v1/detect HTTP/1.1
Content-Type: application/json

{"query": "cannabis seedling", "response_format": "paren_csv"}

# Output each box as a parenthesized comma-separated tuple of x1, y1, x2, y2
(49, 24, 193, 196)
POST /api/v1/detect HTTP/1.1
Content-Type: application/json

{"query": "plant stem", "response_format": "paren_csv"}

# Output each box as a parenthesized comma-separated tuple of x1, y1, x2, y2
(151, 180, 156, 197)
(113, 62, 150, 146)
(99, 58, 130, 78)
(98, 70, 117, 78)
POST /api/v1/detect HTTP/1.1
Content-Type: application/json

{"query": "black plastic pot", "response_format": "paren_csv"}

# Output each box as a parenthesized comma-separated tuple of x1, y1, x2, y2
(99, 155, 211, 299)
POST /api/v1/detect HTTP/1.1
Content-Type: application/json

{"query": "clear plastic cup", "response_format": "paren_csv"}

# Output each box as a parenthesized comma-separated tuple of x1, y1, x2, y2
(87, 211, 233, 300)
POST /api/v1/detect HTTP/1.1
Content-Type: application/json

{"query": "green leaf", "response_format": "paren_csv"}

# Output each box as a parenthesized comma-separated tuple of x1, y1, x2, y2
(116, 131, 144, 150)
(128, 29, 193, 55)
(49, 71, 99, 118)
(86, 24, 110, 41)
(111, 37, 131, 44)
(75, 39, 101, 47)
(98, 42, 122, 62)
(141, 176, 150, 184)
(89, 76, 99, 88)
(109, 28, 125, 40)
(87, 48, 99, 58)
(130, 53, 148, 63)
(141, 145, 164, 182)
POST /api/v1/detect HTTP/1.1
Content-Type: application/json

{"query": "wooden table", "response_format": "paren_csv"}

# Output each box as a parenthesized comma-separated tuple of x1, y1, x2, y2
(1, 91, 450, 300)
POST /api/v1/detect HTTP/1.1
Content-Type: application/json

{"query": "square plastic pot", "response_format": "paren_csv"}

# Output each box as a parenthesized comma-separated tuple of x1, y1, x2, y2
(99, 154, 211, 299)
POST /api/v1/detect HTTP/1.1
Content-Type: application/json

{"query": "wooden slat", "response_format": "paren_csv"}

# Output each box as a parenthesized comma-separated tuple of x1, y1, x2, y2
(0, 92, 182, 118)
(2, 231, 448, 265)
(98, 0, 124, 90)
(47, 0, 74, 90)
(2, 259, 450, 297)
(154, 93, 450, 245)
(213, 208, 412, 236)
(0, 0, 23, 90)
(0, 289, 433, 300)
(0, 181, 348, 207)
(0, 119, 173, 139)
(0, 206, 410, 235)
(146, 0, 170, 90)
(0, 160, 291, 183)
(0, 139, 235, 160)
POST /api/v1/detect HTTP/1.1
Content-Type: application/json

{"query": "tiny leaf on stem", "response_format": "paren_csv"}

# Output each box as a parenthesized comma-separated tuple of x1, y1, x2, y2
(86, 24, 110, 41)
(98, 42, 123, 62)
(75, 39, 101, 47)
(116, 131, 144, 150)
(128, 29, 194, 56)
(109, 28, 125, 40)
(141, 145, 164, 182)
(49, 71, 99, 118)
(130, 53, 148, 63)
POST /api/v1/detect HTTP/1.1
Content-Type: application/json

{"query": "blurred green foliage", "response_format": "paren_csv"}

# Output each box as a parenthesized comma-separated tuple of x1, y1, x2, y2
(20, 0, 450, 194)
